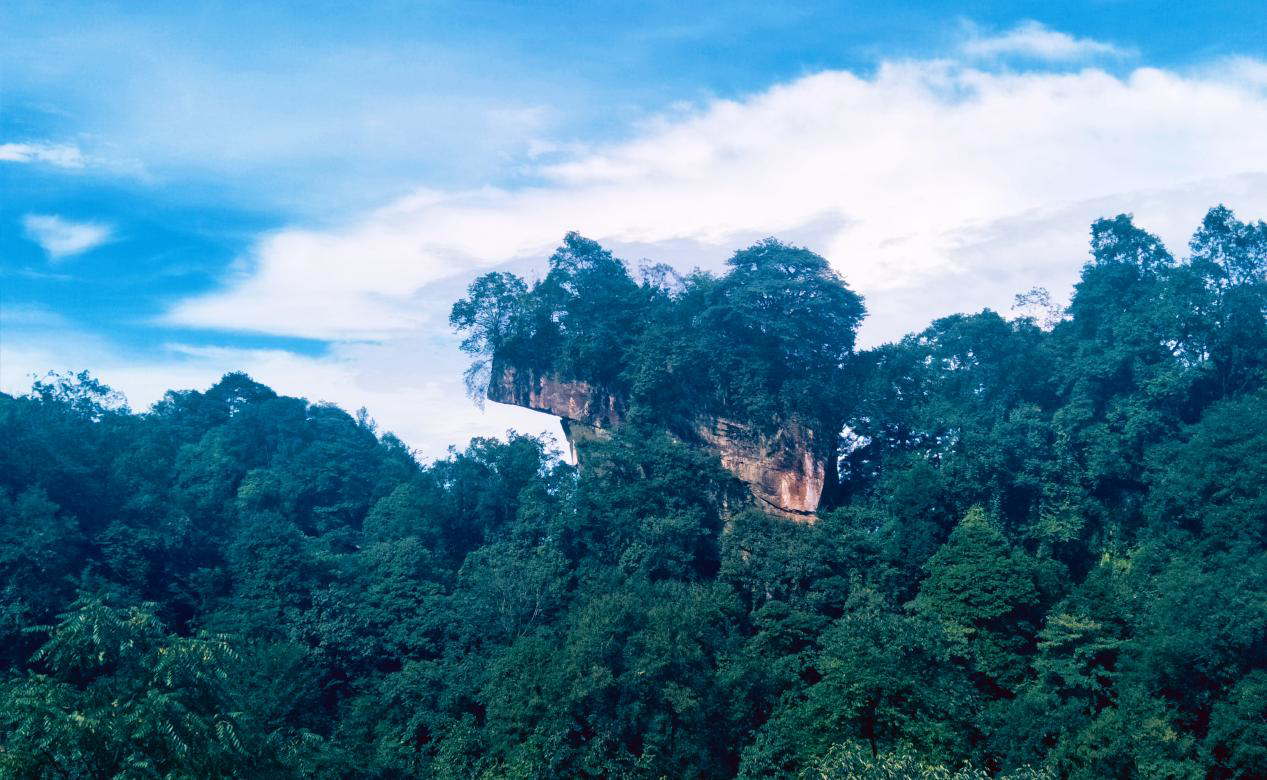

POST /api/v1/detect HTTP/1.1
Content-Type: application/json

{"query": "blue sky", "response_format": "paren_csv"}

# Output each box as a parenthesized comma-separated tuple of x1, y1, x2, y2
(3, 2, 1267, 455)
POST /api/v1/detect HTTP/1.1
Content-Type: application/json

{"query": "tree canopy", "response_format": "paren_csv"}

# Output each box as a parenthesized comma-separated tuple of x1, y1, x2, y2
(451, 234, 865, 443)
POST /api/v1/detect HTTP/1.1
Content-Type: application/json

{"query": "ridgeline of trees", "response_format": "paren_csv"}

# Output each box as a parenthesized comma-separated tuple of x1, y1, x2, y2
(1, 206, 1265, 778)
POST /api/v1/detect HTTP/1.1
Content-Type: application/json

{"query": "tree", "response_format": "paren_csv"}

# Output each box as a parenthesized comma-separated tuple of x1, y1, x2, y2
(537, 232, 644, 387)
(0, 488, 84, 666)
(0, 598, 256, 778)
(1186, 205, 1267, 399)
(1204, 669, 1267, 778)
(740, 587, 973, 778)
(807, 741, 1052, 780)
(450, 271, 531, 398)
(1146, 392, 1267, 547)
(705, 239, 865, 436)
(912, 508, 1043, 693)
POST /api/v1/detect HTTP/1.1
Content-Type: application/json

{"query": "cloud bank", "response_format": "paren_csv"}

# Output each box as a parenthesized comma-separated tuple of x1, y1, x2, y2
(167, 52, 1267, 347)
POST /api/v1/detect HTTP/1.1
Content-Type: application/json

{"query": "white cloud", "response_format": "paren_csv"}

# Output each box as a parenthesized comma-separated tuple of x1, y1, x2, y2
(0, 328, 564, 461)
(22, 214, 114, 259)
(0, 142, 86, 168)
(960, 21, 1124, 61)
(166, 56, 1267, 346)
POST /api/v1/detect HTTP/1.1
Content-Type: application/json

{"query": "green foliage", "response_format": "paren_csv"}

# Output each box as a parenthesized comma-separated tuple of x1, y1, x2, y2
(449, 270, 532, 399)
(805, 741, 1053, 780)
(912, 508, 1044, 691)
(1146, 392, 1267, 546)
(1, 598, 259, 778)
(3, 205, 1266, 777)
(746, 587, 974, 774)
(452, 234, 865, 447)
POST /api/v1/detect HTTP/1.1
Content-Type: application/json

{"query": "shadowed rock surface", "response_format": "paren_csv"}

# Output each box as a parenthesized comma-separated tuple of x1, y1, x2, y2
(488, 361, 824, 519)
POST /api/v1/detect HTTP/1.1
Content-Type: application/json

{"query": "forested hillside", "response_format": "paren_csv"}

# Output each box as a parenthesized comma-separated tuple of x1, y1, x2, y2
(2, 206, 1265, 778)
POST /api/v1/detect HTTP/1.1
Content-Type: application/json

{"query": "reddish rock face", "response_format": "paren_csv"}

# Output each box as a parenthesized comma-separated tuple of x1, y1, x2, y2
(488, 363, 824, 520)
(694, 417, 824, 520)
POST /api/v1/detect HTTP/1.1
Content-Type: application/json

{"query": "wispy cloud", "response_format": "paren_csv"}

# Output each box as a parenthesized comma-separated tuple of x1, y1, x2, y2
(0, 303, 76, 329)
(960, 21, 1124, 62)
(0, 14, 580, 216)
(0, 142, 86, 168)
(23, 214, 114, 259)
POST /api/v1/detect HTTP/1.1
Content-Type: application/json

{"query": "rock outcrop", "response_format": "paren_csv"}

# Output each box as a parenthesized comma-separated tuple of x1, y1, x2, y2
(487, 362, 825, 520)
(694, 417, 824, 519)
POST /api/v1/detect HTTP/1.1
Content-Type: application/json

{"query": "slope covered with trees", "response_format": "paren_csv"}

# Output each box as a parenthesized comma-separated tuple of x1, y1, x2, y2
(1, 206, 1265, 778)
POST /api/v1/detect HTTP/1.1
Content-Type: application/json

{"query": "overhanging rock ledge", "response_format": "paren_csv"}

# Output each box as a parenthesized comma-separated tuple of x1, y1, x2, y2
(487, 362, 825, 521)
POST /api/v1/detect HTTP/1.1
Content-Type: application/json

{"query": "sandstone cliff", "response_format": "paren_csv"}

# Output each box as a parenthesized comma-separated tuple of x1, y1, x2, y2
(487, 362, 825, 520)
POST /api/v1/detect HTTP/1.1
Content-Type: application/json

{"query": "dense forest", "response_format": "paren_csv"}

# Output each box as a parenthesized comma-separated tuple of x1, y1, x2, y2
(2, 205, 1266, 778)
